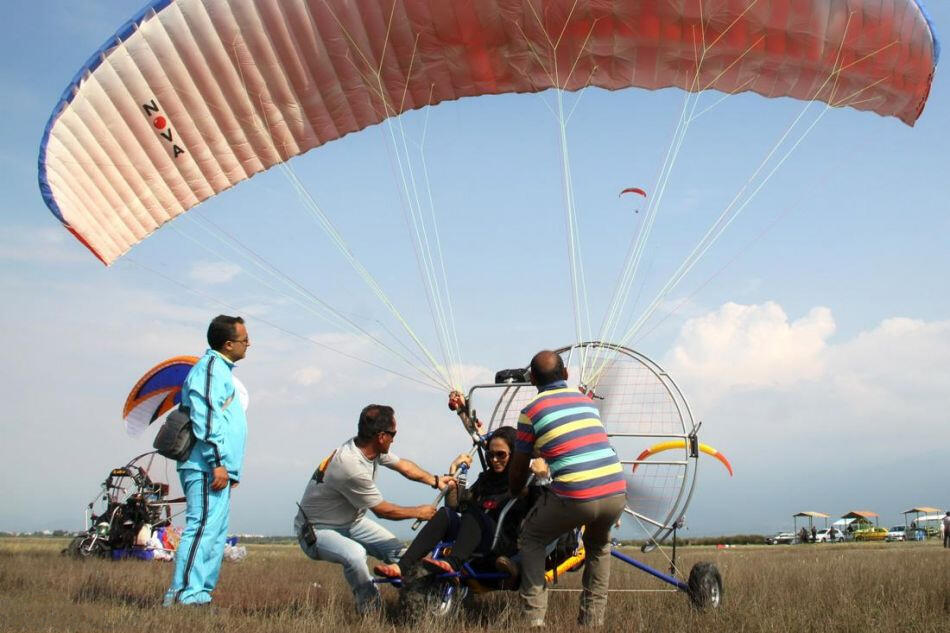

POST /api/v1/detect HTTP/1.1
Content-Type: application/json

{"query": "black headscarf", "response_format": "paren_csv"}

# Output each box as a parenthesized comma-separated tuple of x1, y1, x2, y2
(467, 426, 516, 518)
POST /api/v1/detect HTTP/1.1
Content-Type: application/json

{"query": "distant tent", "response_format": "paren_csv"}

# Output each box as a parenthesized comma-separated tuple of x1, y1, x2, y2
(842, 511, 878, 519)
(841, 511, 879, 528)
(793, 511, 830, 531)
(831, 518, 856, 530)
(794, 511, 830, 518)
(903, 510, 945, 536)
(902, 506, 942, 529)
(902, 506, 941, 515)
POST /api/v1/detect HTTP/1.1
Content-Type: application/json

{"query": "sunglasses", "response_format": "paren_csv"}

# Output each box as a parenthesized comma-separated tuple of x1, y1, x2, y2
(380, 429, 397, 438)
(487, 450, 510, 461)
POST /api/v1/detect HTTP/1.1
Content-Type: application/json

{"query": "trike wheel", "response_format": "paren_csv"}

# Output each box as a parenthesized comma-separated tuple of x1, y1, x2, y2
(64, 534, 105, 559)
(398, 574, 467, 622)
(687, 562, 722, 610)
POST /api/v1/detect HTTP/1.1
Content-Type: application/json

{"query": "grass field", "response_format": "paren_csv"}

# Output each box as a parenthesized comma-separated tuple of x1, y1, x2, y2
(1, 538, 947, 632)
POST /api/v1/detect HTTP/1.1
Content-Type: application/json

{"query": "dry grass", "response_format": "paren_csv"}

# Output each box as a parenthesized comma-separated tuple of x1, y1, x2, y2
(1, 538, 948, 632)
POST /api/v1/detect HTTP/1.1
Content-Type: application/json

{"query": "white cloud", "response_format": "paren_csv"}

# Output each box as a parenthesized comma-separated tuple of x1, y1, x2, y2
(666, 301, 835, 401)
(825, 317, 950, 429)
(187, 261, 242, 284)
(293, 366, 325, 386)
(659, 301, 950, 533)
(665, 303, 950, 426)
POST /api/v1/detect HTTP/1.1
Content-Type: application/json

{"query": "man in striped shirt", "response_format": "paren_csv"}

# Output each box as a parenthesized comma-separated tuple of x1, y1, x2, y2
(509, 350, 626, 626)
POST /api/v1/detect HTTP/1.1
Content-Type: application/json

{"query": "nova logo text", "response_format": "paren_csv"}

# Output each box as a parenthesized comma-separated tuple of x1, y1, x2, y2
(142, 100, 186, 158)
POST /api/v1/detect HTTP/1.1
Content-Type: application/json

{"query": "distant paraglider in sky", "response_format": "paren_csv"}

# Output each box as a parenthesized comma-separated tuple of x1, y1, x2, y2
(620, 187, 647, 198)
(619, 187, 647, 212)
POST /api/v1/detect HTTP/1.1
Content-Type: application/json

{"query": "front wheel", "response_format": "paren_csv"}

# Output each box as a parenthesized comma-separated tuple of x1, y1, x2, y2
(398, 574, 468, 623)
(63, 534, 106, 559)
(687, 562, 723, 610)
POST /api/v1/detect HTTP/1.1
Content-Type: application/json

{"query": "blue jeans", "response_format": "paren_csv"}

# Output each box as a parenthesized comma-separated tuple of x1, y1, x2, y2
(164, 470, 230, 606)
(299, 515, 403, 613)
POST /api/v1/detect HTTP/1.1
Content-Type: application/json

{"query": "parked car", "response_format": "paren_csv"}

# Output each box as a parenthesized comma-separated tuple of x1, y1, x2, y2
(814, 528, 845, 543)
(854, 527, 888, 541)
(885, 526, 906, 542)
(767, 532, 800, 545)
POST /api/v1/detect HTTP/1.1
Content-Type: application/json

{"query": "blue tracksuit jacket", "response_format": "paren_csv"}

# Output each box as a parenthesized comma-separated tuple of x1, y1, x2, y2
(179, 349, 246, 481)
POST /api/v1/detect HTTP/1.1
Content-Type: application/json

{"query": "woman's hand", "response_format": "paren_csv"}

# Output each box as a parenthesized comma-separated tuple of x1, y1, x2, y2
(448, 453, 473, 475)
(448, 391, 466, 411)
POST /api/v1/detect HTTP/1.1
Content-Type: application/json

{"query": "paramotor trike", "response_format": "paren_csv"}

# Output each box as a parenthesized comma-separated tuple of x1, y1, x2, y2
(376, 341, 722, 617)
(64, 451, 185, 559)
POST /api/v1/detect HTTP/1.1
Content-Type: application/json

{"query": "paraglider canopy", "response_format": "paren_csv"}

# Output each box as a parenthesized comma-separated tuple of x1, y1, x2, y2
(619, 187, 647, 198)
(38, 0, 939, 265)
(123, 356, 198, 437)
(123, 355, 248, 437)
(619, 187, 647, 212)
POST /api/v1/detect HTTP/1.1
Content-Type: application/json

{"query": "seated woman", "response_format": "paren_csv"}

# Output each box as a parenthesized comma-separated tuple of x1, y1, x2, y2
(374, 425, 545, 578)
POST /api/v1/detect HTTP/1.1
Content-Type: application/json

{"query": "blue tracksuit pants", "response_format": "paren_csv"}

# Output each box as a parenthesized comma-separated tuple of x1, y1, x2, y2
(164, 470, 231, 605)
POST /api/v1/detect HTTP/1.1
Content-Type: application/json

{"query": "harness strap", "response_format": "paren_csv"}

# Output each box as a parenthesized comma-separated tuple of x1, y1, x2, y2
(310, 449, 337, 484)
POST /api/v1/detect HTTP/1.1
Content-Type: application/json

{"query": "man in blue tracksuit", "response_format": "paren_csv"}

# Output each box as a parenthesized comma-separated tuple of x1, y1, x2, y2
(164, 315, 249, 606)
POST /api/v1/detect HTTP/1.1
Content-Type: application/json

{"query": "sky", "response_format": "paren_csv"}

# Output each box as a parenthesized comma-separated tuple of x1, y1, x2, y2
(1, 1, 948, 539)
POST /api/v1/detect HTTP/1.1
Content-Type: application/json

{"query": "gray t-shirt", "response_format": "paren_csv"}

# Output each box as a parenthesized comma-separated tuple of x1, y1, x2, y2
(294, 438, 400, 531)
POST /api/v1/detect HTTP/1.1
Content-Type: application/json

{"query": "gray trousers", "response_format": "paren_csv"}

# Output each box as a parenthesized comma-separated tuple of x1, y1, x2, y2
(517, 490, 626, 624)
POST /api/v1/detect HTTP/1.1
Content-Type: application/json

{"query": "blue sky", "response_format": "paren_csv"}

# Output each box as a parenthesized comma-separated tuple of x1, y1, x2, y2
(1, 1, 948, 538)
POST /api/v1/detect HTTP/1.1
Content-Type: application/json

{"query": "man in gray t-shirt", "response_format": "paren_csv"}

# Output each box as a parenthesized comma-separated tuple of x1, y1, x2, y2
(294, 404, 450, 614)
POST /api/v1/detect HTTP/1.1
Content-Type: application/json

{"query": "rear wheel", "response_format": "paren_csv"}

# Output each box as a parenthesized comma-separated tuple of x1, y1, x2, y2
(687, 562, 723, 610)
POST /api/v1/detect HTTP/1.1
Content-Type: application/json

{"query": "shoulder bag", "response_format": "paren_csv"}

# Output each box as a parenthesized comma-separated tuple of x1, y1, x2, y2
(152, 357, 215, 461)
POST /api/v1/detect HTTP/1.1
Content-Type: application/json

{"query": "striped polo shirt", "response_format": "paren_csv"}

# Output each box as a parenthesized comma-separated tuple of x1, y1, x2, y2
(516, 380, 626, 501)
